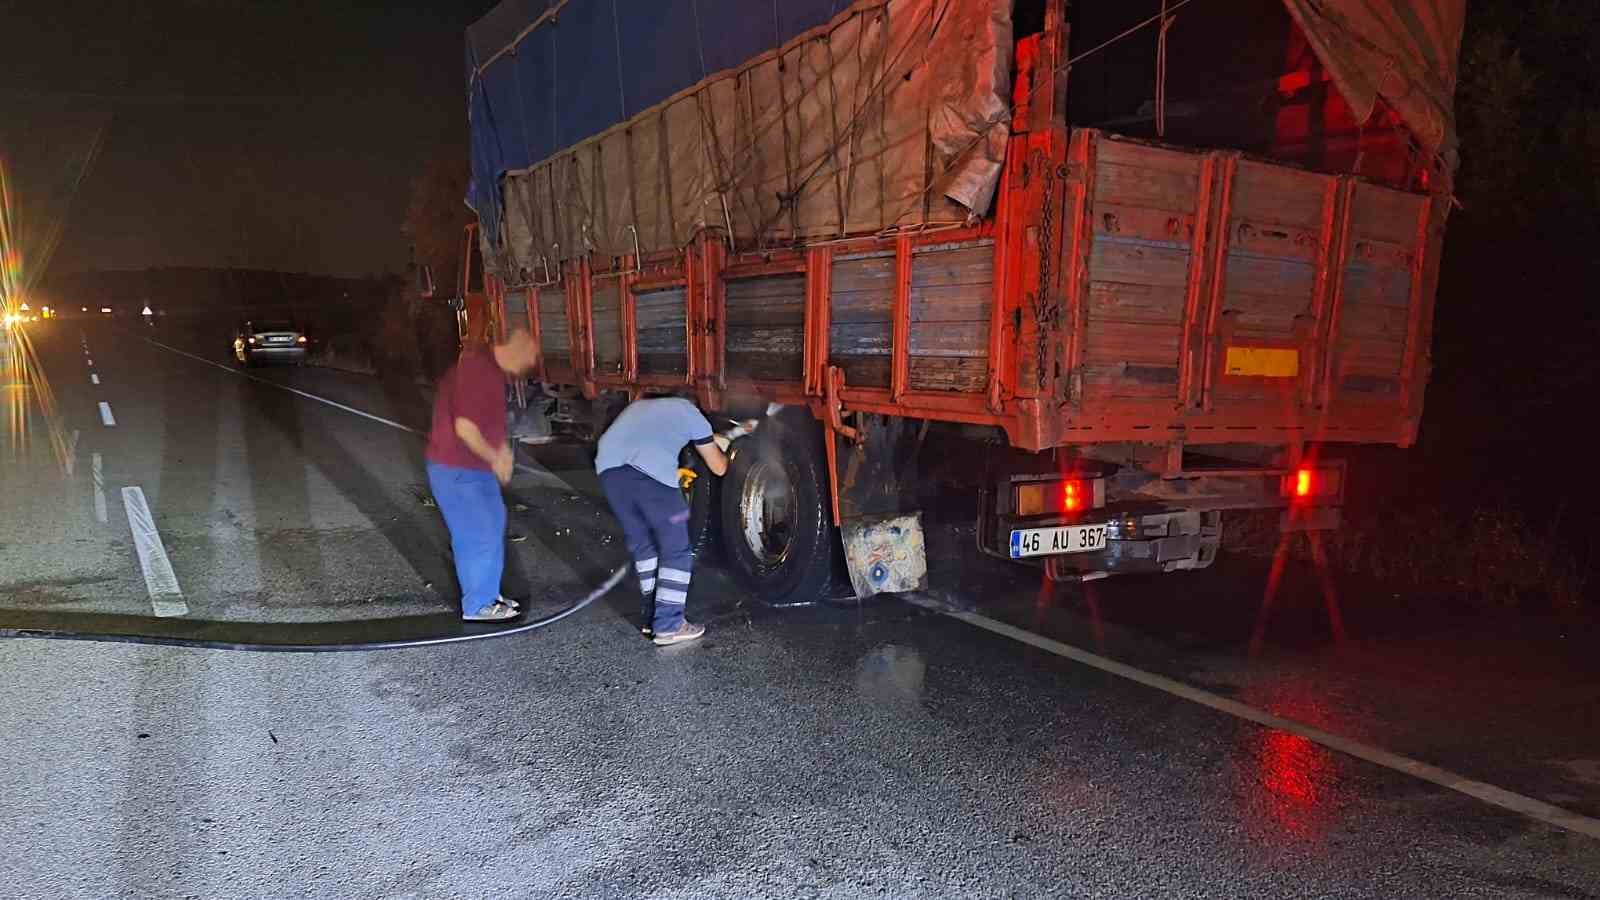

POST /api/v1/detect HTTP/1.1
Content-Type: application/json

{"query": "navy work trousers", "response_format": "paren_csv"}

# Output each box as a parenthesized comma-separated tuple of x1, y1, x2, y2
(598, 465, 692, 634)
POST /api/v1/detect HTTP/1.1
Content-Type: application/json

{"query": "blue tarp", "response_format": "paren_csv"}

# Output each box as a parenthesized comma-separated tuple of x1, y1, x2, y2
(466, 0, 852, 249)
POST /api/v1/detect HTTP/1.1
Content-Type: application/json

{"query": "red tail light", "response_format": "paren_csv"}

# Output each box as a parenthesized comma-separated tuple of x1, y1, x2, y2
(1283, 466, 1342, 503)
(1015, 478, 1103, 516)
(1061, 479, 1082, 512)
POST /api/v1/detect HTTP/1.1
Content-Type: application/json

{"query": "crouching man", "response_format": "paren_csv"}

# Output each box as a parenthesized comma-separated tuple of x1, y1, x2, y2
(425, 330, 539, 621)
(596, 396, 749, 645)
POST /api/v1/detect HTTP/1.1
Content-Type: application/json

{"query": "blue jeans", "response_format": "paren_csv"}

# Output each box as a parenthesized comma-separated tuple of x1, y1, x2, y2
(427, 462, 506, 616)
(599, 465, 692, 634)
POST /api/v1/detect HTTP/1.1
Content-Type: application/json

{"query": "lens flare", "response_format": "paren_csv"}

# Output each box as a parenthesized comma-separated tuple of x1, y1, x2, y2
(1, 157, 73, 472)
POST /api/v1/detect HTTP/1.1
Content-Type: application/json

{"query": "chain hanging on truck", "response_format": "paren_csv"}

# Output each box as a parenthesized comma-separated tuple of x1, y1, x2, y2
(1030, 158, 1058, 392)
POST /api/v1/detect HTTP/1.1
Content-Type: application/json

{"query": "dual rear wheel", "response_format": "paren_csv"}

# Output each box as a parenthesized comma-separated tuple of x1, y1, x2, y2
(681, 413, 839, 607)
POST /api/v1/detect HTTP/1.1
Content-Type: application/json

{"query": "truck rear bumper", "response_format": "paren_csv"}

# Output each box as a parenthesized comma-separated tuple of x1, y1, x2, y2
(978, 464, 1342, 581)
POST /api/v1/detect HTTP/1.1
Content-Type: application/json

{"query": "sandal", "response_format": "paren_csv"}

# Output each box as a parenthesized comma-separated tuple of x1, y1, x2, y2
(462, 599, 521, 622)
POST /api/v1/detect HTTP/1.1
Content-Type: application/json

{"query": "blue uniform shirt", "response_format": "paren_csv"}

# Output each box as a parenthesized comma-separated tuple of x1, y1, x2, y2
(595, 397, 715, 488)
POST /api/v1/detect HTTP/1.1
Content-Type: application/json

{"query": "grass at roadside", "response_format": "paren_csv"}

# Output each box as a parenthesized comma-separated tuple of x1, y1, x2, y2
(1224, 504, 1590, 609)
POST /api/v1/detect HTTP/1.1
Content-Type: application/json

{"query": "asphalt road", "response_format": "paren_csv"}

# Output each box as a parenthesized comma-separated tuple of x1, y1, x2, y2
(2, 318, 1598, 899)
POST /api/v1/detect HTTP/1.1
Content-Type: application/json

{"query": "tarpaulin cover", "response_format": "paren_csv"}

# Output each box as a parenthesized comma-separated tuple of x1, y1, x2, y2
(1279, 0, 1466, 172)
(466, 0, 1011, 278)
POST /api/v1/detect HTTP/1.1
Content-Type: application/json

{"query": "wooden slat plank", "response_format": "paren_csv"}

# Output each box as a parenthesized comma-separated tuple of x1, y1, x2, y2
(638, 352, 687, 375)
(635, 293, 687, 331)
(1229, 161, 1330, 226)
(909, 244, 993, 289)
(1095, 137, 1205, 175)
(1222, 291, 1312, 323)
(907, 355, 987, 392)
(908, 321, 988, 356)
(1087, 281, 1187, 325)
(1224, 254, 1316, 299)
(1339, 303, 1410, 340)
(1337, 338, 1406, 371)
(591, 282, 621, 312)
(830, 289, 893, 325)
(636, 329, 687, 352)
(829, 322, 892, 355)
(1338, 373, 1400, 395)
(908, 284, 991, 323)
(1093, 156, 1201, 210)
(833, 353, 891, 387)
(1082, 379, 1180, 401)
(726, 351, 804, 382)
(726, 273, 806, 302)
(538, 312, 570, 352)
(725, 304, 804, 327)
(1350, 184, 1426, 245)
(1088, 238, 1192, 288)
(725, 324, 805, 355)
(537, 288, 565, 314)
(1341, 263, 1413, 310)
(1083, 320, 1182, 362)
(1094, 202, 1195, 241)
(830, 256, 895, 293)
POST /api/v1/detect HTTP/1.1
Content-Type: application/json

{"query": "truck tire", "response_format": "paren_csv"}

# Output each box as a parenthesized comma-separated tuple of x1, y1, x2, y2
(718, 414, 837, 607)
(680, 448, 721, 560)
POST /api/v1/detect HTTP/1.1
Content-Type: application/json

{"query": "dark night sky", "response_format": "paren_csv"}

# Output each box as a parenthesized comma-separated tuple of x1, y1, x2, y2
(3, 0, 497, 279)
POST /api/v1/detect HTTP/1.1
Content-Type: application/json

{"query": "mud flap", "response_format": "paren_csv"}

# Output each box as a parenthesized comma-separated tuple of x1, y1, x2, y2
(841, 513, 928, 599)
(509, 400, 553, 444)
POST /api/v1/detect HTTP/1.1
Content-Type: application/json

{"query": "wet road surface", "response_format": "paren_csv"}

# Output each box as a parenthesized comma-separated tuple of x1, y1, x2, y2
(2, 319, 1598, 898)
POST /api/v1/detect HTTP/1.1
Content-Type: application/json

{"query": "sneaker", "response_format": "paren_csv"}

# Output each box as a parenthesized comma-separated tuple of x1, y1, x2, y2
(639, 623, 654, 638)
(652, 621, 706, 646)
(462, 599, 520, 622)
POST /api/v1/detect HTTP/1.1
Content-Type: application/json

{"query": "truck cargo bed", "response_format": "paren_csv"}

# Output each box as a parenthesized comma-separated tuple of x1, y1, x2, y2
(504, 126, 1440, 454)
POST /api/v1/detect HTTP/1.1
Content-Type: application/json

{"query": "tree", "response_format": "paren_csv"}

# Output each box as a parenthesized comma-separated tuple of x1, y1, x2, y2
(1455, 0, 1600, 230)
(401, 148, 472, 294)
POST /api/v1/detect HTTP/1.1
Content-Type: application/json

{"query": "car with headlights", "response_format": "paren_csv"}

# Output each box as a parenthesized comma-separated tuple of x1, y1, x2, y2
(233, 318, 308, 366)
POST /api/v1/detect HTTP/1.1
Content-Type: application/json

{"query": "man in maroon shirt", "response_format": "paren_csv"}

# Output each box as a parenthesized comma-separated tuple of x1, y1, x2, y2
(425, 330, 539, 621)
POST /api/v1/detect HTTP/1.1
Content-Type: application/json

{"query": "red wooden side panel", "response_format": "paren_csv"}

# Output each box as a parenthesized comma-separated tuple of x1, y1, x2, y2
(723, 272, 807, 383)
(1079, 138, 1203, 404)
(907, 240, 994, 393)
(589, 278, 625, 377)
(1209, 159, 1337, 406)
(828, 250, 896, 389)
(1327, 183, 1430, 415)
(535, 283, 575, 383)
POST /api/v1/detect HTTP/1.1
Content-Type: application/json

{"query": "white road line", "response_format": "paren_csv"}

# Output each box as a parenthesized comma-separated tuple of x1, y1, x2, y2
(121, 486, 189, 618)
(65, 430, 80, 477)
(910, 596, 1600, 841)
(140, 338, 575, 488)
(90, 373, 100, 385)
(91, 453, 107, 523)
(143, 338, 419, 433)
(98, 402, 116, 426)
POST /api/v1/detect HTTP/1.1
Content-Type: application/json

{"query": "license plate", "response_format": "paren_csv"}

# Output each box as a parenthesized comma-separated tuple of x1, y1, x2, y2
(269, 336, 292, 343)
(1009, 524, 1108, 559)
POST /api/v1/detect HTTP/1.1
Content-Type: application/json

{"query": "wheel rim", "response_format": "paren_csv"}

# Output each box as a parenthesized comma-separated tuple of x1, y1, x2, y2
(739, 459, 795, 565)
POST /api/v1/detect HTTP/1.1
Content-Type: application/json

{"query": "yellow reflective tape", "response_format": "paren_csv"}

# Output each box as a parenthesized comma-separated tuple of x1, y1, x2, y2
(1224, 346, 1299, 378)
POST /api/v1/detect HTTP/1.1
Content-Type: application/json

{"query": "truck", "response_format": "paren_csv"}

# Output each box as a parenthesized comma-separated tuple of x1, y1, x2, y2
(441, 0, 1466, 606)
